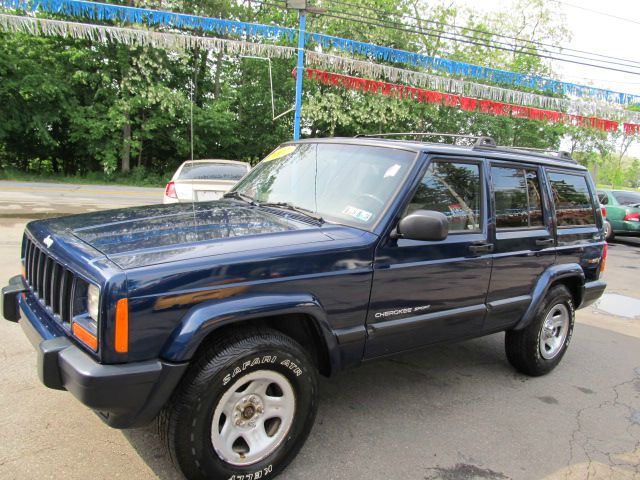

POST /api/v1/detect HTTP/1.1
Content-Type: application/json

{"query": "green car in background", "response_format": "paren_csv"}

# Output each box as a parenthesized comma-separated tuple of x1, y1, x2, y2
(597, 189, 640, 241)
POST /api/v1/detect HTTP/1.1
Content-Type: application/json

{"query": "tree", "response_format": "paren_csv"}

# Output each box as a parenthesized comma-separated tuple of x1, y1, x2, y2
(0, 0, 599, 179)
(626, 158, 640, 188)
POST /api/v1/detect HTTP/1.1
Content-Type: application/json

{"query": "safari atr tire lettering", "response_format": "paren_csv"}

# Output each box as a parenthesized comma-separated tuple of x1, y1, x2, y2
(159, 328, 318, 480)
(505, 285, 575, 376)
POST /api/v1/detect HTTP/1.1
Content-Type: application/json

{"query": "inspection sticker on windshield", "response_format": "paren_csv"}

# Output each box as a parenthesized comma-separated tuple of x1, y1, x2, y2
(263, 145, 296, 162)
(343, 205, 373, 222)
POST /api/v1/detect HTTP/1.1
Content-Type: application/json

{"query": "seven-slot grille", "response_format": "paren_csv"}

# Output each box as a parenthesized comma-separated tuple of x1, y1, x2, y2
(23, 235, 75, 323)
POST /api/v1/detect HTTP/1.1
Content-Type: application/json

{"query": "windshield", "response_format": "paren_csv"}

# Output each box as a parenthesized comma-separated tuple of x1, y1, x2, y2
(178, 162, 248, 181)
(231, 143, 416, 229)
(612, 191, 640, 206)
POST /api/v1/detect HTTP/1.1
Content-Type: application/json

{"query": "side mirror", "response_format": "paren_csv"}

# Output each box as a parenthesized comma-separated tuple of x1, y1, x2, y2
(392, 210, 449, 242)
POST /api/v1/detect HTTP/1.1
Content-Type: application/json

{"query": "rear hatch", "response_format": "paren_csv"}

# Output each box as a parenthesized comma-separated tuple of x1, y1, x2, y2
(174, 179, 236, 201)
(174, 161, 249, 201)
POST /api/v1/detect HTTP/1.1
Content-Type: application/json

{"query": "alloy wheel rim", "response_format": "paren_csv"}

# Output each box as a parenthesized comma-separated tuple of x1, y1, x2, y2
(539, 303, 570, 360)
(211, 370, 296, 466)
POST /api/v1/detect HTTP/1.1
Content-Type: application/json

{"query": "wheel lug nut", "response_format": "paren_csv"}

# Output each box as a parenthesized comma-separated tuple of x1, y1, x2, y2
(250, 396, 257, 403)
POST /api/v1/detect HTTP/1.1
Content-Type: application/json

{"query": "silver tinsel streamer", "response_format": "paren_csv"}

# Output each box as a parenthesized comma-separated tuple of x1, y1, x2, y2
(0, 13, 296, 58)
(305, 51, 640, 124)
(2, 13, 639, 125)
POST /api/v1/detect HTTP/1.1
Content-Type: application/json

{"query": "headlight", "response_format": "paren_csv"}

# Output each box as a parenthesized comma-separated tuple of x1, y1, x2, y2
(87, 284, 100, 320)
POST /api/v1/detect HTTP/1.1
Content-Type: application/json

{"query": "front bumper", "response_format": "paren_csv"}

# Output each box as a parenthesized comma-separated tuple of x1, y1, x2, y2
(3, 275, 188, 428)
(1, 275, 26, 321)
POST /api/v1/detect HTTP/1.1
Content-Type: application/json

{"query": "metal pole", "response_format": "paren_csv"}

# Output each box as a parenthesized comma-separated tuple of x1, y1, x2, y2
(293, 12, 306, 140)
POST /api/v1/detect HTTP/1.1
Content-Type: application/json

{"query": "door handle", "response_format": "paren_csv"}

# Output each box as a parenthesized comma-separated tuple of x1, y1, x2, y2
(468, 242, 494, 255)
(535, 238, 554, 247)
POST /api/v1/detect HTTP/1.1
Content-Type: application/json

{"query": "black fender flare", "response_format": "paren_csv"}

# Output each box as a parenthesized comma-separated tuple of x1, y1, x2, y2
(160, 293, 341, 371)
(513, 263, 584, 330)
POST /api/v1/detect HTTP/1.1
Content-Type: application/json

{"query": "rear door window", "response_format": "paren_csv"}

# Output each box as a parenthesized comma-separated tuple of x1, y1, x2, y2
(491, 166, 545, 229)
(547, 171, 596, 226)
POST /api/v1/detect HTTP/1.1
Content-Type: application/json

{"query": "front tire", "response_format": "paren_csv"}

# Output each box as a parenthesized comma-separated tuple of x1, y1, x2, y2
(159, 328, 318, 480)
(505, 285, 575, 376)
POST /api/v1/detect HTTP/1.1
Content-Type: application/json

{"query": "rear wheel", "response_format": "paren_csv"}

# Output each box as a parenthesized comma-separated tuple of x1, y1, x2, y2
(159, 328, 318, 480)
(604, 220, 614, 241)
(505, 285, 575, 376)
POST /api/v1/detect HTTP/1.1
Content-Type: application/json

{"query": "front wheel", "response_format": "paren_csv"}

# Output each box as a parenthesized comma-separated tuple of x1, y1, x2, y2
(505, 285, 575, 376)
(160, 328, 318, 480)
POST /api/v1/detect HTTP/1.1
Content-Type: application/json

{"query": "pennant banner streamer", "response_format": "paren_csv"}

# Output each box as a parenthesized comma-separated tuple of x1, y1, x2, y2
(301, 68, 621, 132)
(305, 51, 640, 123)
(624, 123, 640, 136)
(2, 0, 640, 106)
(1, 0, 297, 40)
(0, 14, 296, 57)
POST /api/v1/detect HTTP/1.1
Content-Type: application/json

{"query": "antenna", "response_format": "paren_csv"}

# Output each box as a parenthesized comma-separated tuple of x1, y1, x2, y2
(190, 76, 194, 162)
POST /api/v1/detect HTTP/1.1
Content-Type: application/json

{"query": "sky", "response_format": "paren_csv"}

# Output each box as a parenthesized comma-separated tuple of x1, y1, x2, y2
(453, 0, 640, 96)
(452, 0, 640, 154)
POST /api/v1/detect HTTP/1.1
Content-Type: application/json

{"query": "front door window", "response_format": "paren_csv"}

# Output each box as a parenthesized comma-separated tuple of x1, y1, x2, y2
(405, 161, 482, 233)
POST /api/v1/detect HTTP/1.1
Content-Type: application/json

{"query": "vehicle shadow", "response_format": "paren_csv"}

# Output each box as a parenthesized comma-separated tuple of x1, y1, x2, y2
(122, 423, 184, 480)
(120, 333, 511, 480)
(609, 236, 640, 248)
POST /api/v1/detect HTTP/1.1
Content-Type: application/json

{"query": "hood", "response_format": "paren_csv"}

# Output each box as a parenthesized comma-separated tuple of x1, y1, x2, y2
(54, 201, 338, 269)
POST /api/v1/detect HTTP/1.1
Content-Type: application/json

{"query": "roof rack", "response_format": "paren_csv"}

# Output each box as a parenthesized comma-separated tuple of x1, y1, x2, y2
(487, 146, 576, 163)
(354, 132, 576, 163)
(354, 132, 497, 148)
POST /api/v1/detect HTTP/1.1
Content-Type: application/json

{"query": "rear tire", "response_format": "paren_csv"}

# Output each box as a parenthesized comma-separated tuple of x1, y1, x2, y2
(604, 220, 614, 241)
(159, 328, 318, 480)
(505, 285, 574, 376)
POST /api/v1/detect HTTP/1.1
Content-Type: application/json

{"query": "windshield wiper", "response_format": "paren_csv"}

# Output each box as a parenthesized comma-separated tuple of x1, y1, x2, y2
(259, 202, 325, 223)
(223, 191, 257, 205)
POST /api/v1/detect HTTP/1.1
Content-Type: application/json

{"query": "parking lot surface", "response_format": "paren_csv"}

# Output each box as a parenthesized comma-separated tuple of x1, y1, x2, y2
(0, 180, 163, 217)
(0, 215, 638, 480)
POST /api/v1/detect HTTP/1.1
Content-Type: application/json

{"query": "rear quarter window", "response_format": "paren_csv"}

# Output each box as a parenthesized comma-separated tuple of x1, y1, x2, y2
(597, 191, 608, 205)
(547, 171, 595, 227)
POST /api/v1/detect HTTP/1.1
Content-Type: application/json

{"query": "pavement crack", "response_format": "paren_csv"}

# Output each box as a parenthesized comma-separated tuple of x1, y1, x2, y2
(565, 367, 640, 478)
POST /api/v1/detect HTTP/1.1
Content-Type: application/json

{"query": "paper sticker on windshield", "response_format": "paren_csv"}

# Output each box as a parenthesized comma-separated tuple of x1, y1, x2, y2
(263, 145, 296, 162)
(343, 205, 373, 222)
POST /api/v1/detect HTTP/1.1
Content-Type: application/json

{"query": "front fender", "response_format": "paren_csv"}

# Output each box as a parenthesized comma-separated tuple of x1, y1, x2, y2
(160, 293, 340, 368)
(513, 263, 585, 330)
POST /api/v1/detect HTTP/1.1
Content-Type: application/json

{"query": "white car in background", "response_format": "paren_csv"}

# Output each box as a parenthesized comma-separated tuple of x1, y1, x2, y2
(163, 159, 251, 204)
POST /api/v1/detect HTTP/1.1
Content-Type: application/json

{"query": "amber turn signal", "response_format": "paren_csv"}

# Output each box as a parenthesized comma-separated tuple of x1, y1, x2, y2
(115, 298, 129, 353)
(72, 322, 98, 351)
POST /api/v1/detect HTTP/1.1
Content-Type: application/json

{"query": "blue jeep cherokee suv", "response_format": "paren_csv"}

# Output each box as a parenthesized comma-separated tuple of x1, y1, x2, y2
(2, 136, 607, 479)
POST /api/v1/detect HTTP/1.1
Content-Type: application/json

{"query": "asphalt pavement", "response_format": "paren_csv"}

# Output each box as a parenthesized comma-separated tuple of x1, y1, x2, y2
(0, 180, 163, 217)
(0, 183, 639, 480)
